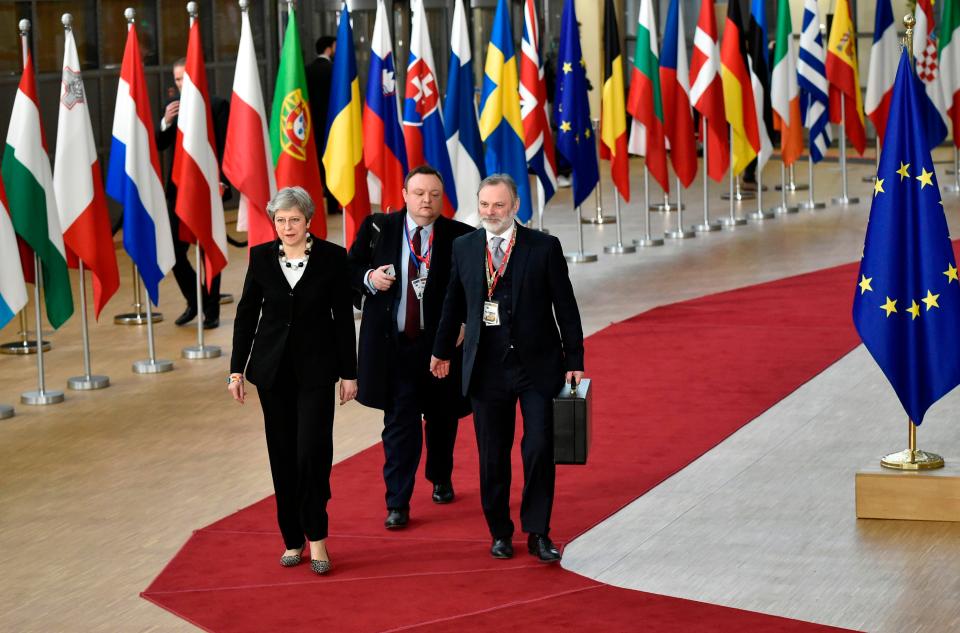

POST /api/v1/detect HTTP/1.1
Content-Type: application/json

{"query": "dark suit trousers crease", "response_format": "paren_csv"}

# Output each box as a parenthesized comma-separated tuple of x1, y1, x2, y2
(169, 209, 221, 319)
(382, 335, 459, 509)
(471, 351, 555, 540)
(257, 359, 335, 549)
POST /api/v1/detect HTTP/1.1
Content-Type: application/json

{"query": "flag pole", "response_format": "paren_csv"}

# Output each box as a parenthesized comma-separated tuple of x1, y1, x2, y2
(634, 165, 664, 247)
(0, 310, 49, 355)
(665, 175, 694, 238)
(564, 205, 597, 263)
(536, 179, 548, 233)
(777, 162, 808, 191)
(749, 154, 775, 221)
(800, 147, 826, 209)
(862, 137, 880, 183)
(774, 158, 799, 214)
(695, 115, 721, 233)
(603, 193, 635, 254)
(720, 128, 746, 227)
(114, 260, 163, 324)
(831, 92, 860, 205)
(944, 145, 960, 193)
(17, 20, 62, 406)
(62, 14, 108, 391)
(181, 2, 221, 361)
(584, 118, 614, 224)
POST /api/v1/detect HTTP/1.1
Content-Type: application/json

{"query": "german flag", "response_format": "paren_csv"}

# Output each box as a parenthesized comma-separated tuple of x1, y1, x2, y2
(720, 0, 760, 175)
(825, 0, 866, 155)
(600, 0, 629, 201)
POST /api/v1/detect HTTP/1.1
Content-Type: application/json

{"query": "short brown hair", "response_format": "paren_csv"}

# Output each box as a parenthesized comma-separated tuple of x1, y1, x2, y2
(403, 164, 444, 189)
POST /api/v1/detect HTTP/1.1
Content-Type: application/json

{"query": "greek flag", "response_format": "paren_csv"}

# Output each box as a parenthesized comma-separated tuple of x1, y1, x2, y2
(797, 0, 832, 162)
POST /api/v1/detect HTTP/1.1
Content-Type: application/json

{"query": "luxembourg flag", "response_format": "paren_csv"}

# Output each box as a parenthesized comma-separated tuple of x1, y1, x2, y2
(363, 0, 407, 213)
(223, 3, 276, 250)
(444, 0, 484, 226)
(0, 178, 27, 329)
(173, 16, 228, 288)
(106, 20, 175, 306)
(865, 0, 898, 145)
(54, 20, 120, 319)
(403, 0, 457, 217)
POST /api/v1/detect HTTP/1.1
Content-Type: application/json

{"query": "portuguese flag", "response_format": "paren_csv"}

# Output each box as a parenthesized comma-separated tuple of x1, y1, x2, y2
(270, 4, 326, 237)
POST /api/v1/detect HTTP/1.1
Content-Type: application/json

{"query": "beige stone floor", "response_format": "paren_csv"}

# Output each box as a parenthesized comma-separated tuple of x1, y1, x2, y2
(1, 154, 957, 631)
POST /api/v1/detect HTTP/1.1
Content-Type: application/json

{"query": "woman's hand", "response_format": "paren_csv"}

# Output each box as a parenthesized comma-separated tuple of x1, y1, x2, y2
(228, 374, 246, 404)
(339, 379, 358, 405)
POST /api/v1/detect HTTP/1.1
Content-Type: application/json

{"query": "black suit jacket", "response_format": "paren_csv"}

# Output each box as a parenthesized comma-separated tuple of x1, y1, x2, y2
(305, 56, 333, 149)
(348, 211, 474, 413)
(434, 224, 585, 398)
(157, 94, 232, 204)
(231, 239, 357, 388)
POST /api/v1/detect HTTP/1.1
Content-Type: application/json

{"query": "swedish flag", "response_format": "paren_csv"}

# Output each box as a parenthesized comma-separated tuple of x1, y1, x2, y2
(479, 0, 532, 222)
(853, 51, 960, 424)
(554, 0, 599, 208)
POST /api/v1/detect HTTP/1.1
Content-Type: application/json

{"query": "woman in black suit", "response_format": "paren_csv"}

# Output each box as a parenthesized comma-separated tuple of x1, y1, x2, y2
(228, 186, 357, 575)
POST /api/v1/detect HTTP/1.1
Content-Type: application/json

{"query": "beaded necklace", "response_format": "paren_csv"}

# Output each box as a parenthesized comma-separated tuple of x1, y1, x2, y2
(279, 236, 312, 269)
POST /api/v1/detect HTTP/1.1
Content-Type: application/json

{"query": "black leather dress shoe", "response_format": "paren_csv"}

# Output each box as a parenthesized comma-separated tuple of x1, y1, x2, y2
(527, 533, 561, 563)
(431, 482, 454, 504)
(490, 537, 513, 559)
(384, 508, 409, 529)
(202, 317, 219, 329)
(174, 306, 198, 326)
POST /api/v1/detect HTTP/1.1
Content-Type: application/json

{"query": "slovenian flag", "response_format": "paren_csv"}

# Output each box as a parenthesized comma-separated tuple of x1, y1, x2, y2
(106, 19, 175, 306)
(363, 0, 407, 214)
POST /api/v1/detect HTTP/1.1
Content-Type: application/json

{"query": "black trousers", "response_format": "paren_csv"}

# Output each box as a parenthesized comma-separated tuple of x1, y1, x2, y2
(257, 367, 335, 549)
(382, 335, 459, 510)
(169, 208, 221, 319)
(470, 350, 555, 540)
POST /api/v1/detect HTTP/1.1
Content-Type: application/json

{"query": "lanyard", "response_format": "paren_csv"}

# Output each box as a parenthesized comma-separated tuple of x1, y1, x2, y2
(405, 221, 434, 272)
(485, 229, 516, 299)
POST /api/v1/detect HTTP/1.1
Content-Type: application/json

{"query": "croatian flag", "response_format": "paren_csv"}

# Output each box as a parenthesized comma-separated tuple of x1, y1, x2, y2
(403, 0, 457, 217)
(363, 0, 407, 213)
(106, 20, 175, 305)
(444, 0, 484, 226)
(0, 178, 26, 329)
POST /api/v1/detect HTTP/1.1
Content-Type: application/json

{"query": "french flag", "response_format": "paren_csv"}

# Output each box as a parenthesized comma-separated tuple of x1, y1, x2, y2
(865, 0, 898, 145)
(403, 0, 457, 217)
(444, 0, 484, 226)
(106, 20, 175, 305)
(363, 0, 407, 213)
(173, 17, 228, 288)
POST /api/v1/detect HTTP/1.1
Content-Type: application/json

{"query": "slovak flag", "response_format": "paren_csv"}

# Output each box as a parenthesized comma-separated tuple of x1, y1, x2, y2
(106, 19, 175, 306)
(403, 0, 457, 217)
(173, 16, 228, 288)
(363, 0, 407, 213)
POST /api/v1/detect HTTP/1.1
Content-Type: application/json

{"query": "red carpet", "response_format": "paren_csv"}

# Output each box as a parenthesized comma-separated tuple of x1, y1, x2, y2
(144, 262, 864, 632)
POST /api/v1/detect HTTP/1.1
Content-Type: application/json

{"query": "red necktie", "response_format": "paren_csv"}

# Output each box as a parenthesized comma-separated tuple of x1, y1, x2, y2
(404, 226, 422, 338)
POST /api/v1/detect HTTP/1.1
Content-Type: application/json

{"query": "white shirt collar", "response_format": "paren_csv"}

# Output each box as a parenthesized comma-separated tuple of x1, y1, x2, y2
(485, 221, 515, 246)
(405, 212, 435, 235)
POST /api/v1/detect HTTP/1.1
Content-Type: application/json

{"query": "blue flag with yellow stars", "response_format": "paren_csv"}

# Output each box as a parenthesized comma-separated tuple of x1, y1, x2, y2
(853, 50, 960, 425)
(553, 0, 599, 208)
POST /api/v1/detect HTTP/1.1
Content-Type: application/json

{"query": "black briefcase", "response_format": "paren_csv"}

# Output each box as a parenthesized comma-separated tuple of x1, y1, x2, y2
(553, 378, 591, 465)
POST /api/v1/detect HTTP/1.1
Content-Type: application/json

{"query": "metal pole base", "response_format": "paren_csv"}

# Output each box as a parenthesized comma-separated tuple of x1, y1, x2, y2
(665, 228, 695, 239)
(748, 210, 776, 221)
(582, 215, 616, 224)
(775, 183, 809, 191)
(800, 200, 827, 210)
(603, 243, 637, 254)
(694, 221, 722, 234)
(564, 251, 598, 263)
(182, 345, 222, 360)
(880, 448, 945, 470)
(67, 375, 110, 390)
(773, 204, 800, 215)
(831, 196, 860, 205)
(21, 390, 65, 405)
(219, 293, 234, 305)
(0, 339, 51, 355)
(114, 311, 164, 325)
(943, 183, 960, 193)
(634, 237, 664, 247)
(650, 202, 686, 211)
(133, 359, 174, 374)
(0, 404, 13, 419)
(861, 175, 877, 183)
(719, 216, 748, 227)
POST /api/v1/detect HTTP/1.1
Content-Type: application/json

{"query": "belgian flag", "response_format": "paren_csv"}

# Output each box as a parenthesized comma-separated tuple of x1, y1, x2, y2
(600, 0, 629, 201)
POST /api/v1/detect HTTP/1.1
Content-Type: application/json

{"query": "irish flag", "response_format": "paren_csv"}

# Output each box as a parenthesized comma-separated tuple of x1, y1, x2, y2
(940, 0, 960, 143)
(771, 0, 803, 167)
(627, 0, 668, 193)
(2, 52, 73, 329)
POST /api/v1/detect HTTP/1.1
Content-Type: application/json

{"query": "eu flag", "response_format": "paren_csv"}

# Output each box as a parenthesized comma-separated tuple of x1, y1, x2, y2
(553, 0, 599, 208)
(853, 51, 960, 424)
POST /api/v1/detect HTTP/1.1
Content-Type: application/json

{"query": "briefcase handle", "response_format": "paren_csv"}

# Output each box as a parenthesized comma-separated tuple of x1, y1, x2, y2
(569, 377, 577, 395)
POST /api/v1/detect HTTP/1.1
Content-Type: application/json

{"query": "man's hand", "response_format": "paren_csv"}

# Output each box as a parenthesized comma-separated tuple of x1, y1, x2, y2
(228, 375, 246, 404)
(565, 370, 585, 386)
(430, 355, 450, 379)
(369, 264, 396, 292)
(339, 379, 358, 405)
(163, 99, 180, 126)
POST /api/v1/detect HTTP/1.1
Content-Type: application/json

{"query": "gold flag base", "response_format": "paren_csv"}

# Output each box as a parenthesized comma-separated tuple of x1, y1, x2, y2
(881, 448, 944, 471)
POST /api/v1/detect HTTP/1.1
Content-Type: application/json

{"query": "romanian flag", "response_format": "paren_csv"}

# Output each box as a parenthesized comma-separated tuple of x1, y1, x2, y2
(479, 0, 533, 223)
(825, 0, 866, 155)
(720, 0, 760, 175)
(600, 0, 629, 201)
(322, 3, 370, 249)
(270, 4, 326, 237)
(771, 0, 803, 167)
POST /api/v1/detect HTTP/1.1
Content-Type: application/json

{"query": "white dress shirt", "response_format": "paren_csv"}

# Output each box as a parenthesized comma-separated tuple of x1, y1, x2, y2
(281, 258, 307, 288)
